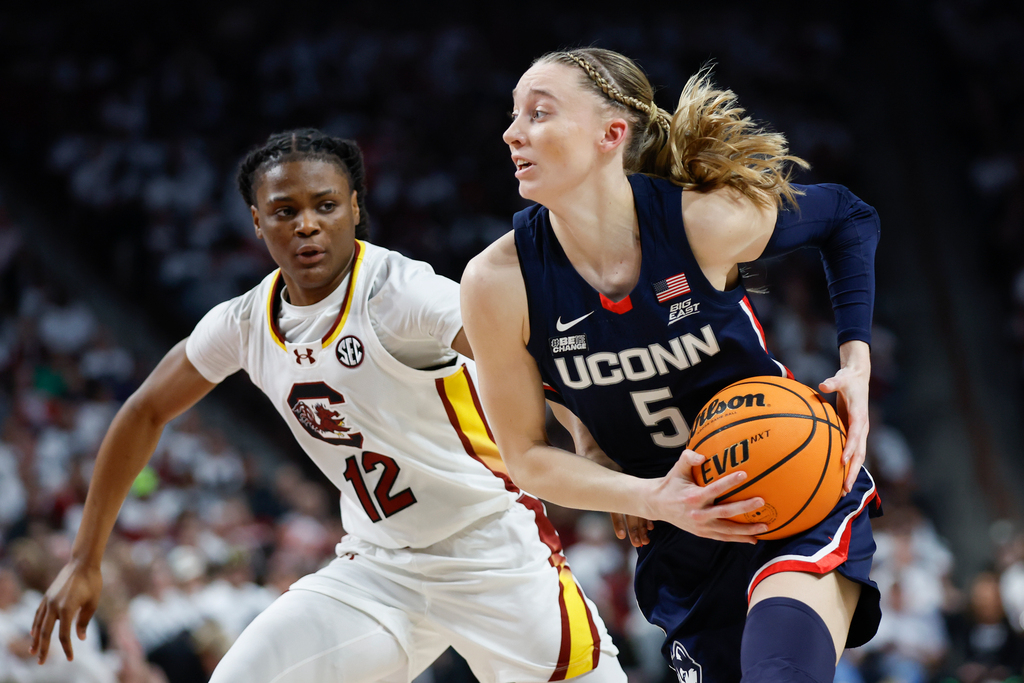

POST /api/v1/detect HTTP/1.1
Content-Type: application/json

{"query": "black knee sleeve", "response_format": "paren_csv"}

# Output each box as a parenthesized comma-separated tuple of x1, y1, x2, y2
(740, 597, 837, 683)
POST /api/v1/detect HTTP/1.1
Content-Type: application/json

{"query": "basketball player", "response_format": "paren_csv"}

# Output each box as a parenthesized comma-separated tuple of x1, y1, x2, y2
(461, 49, 882, 683)
(30, 130, 625, 683)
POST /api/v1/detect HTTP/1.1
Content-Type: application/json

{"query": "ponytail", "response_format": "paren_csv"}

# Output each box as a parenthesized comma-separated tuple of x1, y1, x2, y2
(542, 50, 808, 209)
(651, 66, 809, 209)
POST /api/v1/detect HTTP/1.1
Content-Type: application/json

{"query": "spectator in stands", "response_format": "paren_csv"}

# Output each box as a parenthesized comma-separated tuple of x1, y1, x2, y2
(947, 570, 1024, 683)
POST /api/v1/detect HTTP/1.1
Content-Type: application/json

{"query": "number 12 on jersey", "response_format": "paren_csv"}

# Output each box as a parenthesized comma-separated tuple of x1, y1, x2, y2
(631, 387, 690, 448)
(343, 452, 418, 522)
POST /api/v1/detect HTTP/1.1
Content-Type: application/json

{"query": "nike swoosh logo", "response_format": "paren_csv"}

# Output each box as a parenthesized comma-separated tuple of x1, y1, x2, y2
(555, 312, 594, 332)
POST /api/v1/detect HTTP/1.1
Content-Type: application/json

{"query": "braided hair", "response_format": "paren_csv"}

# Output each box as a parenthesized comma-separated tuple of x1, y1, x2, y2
(537, 49, 671, 178)
(537, 49, 808, 209)
(237, 129, 371, 240)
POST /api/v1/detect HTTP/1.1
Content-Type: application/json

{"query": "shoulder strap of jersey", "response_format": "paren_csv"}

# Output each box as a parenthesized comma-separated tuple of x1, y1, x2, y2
(512, 204, 556, 375)
(630, 174, 708, 287)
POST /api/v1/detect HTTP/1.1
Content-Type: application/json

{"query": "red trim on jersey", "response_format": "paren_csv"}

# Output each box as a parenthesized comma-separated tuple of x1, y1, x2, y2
(746, 488, 879, 601)
(516, 493, 564, 560)
(434, 376, 520, 494)
(516, 494, 601, 680)
(741, 296, 767, 346)
(599, 292, 632, 314)
(740, 295, 794, 379)
(265, 240, 363, 352)
(268, 271, 287, 349)
(320, 240, 362, 345)
(462, 370, 497, 444)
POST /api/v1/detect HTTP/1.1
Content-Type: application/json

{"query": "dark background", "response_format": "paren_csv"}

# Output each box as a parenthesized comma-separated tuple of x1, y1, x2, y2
(1, 2, 1022, 682)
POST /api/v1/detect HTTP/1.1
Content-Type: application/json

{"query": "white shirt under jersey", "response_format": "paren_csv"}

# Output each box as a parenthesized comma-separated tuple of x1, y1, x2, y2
(186, 241, 519, 549)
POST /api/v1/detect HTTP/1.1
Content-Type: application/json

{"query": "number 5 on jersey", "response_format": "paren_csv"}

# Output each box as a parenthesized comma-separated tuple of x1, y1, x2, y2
(343, 452, 418, 522)
(631, 387, 690, 448)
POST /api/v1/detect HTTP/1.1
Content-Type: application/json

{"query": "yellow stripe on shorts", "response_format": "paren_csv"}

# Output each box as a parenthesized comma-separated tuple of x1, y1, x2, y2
(554, 563, 598, 680)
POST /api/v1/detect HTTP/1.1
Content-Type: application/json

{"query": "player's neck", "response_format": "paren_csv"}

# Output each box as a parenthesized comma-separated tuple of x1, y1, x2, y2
(548, 172, 639, 296)
(280, 249, 356, 307)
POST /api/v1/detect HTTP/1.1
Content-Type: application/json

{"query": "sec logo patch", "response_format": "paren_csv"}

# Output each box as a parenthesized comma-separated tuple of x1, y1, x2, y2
(336, 335, 364, 368)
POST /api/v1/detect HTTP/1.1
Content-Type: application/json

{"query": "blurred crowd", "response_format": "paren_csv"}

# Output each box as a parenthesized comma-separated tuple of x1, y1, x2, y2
(1, 3, 1023, 683)
(3, 6, 877, 335)
(2, 197, 1021, 683)
(934, 1, 1024, 384)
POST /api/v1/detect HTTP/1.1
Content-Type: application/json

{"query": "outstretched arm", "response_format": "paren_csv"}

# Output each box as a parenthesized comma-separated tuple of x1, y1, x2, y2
(759, 183, 880, 348)
(759, 184, 880, 493)
(460, 233, 766, 540)
(685, 184, 880, 494)
(30, 340, 216, 664)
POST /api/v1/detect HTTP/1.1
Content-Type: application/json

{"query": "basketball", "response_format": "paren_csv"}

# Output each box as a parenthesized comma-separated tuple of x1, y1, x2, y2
(687, 376, 848, 541)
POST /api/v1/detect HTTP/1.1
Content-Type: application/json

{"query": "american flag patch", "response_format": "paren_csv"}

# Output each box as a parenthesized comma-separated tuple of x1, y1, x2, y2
(652, 272, 690, 303)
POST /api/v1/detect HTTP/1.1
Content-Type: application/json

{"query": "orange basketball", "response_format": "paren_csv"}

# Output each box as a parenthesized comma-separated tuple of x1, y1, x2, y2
(687, 376, 848, 540)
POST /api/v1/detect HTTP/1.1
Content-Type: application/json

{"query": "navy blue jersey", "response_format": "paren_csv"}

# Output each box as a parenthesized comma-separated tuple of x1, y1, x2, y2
(515, 173, 882, 681)
(515, 173, 789, 479)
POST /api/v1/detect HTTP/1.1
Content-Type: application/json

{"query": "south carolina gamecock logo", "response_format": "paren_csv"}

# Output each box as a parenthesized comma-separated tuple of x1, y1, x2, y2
(287, 382, 363, 447)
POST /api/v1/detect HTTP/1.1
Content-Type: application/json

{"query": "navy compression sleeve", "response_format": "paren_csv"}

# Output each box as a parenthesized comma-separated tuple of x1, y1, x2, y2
(756, 183, 880, 346)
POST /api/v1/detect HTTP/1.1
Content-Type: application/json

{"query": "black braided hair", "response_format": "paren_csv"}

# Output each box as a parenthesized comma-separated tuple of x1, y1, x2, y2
(237, 128, 371, 240)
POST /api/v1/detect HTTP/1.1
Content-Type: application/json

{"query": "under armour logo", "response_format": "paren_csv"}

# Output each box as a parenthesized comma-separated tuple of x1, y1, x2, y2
(294, 349, 316, 365)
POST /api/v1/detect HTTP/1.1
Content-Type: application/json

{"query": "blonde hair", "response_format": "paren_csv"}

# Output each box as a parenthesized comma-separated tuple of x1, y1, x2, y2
(536, 49, 809, 209)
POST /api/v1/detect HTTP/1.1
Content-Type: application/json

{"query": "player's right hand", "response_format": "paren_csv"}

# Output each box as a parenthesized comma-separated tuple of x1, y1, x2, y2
(647, 450, 768, 543)
(29, 560, 102, 664)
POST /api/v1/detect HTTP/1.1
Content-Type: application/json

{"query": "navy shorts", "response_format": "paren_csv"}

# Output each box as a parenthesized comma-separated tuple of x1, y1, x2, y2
(634, 468, 882, 683)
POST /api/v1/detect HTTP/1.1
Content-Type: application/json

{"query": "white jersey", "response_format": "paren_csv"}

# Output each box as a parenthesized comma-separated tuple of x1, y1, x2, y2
(186, 241, 517, 548)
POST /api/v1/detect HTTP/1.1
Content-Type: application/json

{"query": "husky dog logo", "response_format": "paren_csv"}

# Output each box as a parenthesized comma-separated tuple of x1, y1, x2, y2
(671, 641, 702, 683)
(287, 382, 363, 447)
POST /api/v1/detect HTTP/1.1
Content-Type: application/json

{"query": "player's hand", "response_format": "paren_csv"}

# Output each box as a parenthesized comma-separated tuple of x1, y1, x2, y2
(30, 560, 102, 664)
(611, 513, 654, 547)
(646, 450, 768, 543)
(820, 341, 871, 495)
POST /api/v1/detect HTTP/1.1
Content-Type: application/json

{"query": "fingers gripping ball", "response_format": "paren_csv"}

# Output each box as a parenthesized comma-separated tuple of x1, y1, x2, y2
(688, 376, 847, 540)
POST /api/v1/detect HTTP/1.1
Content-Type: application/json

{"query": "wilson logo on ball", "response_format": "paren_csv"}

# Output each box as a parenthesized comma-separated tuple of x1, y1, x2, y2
(693, 393, 765, 428)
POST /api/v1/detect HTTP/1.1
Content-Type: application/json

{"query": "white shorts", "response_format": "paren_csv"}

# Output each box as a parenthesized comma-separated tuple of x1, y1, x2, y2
(212, 495, 621, 683)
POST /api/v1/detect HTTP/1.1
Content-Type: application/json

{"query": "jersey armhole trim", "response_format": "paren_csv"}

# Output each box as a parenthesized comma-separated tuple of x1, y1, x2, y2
(513, 230, 538, 348)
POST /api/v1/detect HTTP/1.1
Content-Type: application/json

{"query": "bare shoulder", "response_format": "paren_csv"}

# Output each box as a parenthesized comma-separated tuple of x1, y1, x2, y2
(465, 230, 519, 273)
(462, 231, 523, 300)
(461, 230, 529, 343)
(682, 186, 779, 267)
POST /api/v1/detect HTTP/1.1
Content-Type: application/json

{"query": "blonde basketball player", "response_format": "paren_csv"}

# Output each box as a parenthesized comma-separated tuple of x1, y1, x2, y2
(30, 129, 625, 683)
(461, 49, 882, 683)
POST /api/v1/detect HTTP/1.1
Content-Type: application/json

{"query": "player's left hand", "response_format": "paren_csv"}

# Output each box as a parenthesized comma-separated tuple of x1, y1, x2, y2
(611, 513, 654, 546)
(819, 341, 871, 495)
